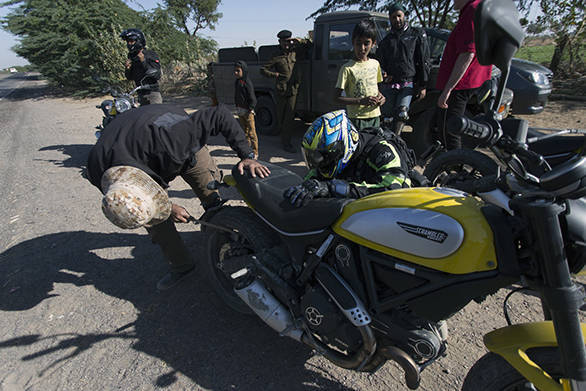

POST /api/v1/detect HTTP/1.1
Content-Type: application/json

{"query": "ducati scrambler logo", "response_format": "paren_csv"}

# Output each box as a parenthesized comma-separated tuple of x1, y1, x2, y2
(305, 307, 324, 326)
(397, 222, 448, 243)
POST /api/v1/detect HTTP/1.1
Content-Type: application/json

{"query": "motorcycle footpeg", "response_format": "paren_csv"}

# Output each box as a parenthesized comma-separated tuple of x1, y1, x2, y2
(314, 263, 371, 326)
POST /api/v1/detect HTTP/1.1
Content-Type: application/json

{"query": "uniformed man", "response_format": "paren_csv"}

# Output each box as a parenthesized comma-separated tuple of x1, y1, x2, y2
(120, 28, 163, 105)
(261, 29, 308, 153)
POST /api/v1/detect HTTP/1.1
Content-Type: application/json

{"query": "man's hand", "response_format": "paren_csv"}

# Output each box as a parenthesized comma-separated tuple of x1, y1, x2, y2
(237, 158, 271, 178)
(437, 89, 450, 109)
(137, 50, 145, 62)
(418, 88, 427, 101)
(125, 59, 131, 69)
(284, 179, 330, 207)
(171, 203, 191, 223)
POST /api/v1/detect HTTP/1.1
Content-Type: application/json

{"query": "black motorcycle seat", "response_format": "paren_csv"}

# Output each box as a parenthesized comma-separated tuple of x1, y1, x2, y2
(530, 134, 585, 160)
(231, 161, 351, 234)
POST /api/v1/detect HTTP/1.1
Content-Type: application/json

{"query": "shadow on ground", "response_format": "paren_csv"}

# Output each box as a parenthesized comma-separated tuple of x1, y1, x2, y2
(0, 230, 352, 390)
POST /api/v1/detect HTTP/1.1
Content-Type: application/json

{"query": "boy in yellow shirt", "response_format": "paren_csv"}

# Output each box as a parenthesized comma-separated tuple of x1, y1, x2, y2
(334, 19, 385, 131)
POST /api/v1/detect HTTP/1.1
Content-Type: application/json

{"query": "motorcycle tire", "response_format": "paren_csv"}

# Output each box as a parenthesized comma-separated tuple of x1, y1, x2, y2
(204, 206, 280, 314)
(423, 149, 498, 191)
(461, 347, 563, 391)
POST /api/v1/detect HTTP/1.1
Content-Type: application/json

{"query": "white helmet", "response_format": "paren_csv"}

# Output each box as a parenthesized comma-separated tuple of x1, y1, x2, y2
(100, 166, 171, 229)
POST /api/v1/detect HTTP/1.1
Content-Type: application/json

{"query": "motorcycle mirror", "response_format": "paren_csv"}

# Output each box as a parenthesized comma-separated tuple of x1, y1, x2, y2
(474, 0, 525, 116)
(474, 0, 525, 69)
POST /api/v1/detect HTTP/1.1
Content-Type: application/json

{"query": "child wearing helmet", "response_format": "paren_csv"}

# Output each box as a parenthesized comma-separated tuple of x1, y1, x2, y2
(284, 110, 414, 207)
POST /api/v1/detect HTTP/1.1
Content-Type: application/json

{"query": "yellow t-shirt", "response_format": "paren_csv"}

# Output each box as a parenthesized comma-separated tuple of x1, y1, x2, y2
(335, 58, 383, 119)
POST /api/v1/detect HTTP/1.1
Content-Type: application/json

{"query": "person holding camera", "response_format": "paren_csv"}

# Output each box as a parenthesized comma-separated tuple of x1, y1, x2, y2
(120, 28, 163, 105)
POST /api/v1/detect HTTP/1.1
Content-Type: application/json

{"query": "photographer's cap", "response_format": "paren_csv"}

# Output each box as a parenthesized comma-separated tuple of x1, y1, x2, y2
(277, 30, 292, 39)
(100, 166, 171, 229)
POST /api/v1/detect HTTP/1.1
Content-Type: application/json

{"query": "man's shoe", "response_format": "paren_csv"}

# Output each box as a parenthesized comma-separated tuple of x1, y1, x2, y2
(283, 144, 296, 153)
(156, 266, 195, 291)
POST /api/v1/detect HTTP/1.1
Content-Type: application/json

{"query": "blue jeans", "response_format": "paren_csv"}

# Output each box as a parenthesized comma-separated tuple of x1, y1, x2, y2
(380, 84, 414, 119)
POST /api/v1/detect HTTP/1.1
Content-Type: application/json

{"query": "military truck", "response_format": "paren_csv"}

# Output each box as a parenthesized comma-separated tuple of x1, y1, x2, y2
(212, 10, 391, 135)
(211, 10, 512, 155)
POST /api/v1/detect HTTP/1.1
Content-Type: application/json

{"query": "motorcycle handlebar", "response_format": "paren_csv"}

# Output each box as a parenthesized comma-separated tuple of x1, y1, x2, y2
(448, 115, 494, 144)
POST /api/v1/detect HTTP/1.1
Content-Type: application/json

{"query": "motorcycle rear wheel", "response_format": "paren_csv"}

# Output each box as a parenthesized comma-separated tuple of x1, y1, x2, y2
(461, 347, 563, 391)
(423, 149, 498, 191)
(204, 206, 280, 314)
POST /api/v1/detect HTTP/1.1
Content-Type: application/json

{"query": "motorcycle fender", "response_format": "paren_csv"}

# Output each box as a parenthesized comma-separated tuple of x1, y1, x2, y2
(483, 321, 586, 391)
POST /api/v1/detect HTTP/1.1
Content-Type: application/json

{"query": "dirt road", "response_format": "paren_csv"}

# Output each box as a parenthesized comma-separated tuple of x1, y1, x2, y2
(0, 74, 583, 391)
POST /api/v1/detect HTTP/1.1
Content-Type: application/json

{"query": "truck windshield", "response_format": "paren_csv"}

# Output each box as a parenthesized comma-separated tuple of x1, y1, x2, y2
(327, 18, 391, 60)
(374, 19, 391, 42)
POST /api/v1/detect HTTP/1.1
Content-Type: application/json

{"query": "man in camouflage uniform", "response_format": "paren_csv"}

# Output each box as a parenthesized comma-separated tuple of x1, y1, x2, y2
(261, 29, 307, 153)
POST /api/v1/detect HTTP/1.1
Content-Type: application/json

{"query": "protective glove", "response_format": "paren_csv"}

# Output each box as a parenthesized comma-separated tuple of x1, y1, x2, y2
(284, 179, 330, 207)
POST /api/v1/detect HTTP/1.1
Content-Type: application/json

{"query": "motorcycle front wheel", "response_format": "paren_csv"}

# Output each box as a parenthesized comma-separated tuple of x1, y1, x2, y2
(461, 347, 563, 391)
(204, 206, 280, 314)
(423, 149, 498, 191)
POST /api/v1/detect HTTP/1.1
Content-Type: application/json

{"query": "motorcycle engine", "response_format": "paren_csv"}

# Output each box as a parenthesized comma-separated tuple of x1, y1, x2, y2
(300, 285, 362, 353)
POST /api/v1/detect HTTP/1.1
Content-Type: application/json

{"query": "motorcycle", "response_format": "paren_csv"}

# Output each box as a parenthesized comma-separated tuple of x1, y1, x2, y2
(94, 84, 156, 139)
(422, 121, 586, 191)
(201, 1, 586, 389)
(94, 68, 159, 139)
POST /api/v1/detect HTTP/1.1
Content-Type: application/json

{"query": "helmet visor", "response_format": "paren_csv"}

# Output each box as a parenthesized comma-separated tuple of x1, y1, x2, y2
(302, 140, 345, 178)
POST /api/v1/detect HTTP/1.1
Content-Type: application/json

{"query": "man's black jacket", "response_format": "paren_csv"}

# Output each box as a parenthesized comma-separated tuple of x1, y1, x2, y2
(87, 104, 252, 191)
(125, 49, 161, 91)
(376, 25, 430, 87)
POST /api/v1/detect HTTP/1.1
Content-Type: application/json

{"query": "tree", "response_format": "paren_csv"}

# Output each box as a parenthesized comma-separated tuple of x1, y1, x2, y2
(163, 0, 222, 37)
(526, 0, 585, 75)
(1, 0, 144, 93)
(1, 0, 219, 94)
(308, 0, 457, 29)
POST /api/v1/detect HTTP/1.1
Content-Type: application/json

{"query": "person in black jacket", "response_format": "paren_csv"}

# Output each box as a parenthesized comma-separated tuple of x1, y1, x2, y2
(87, 104, 270, 291)
(120, 28, 163, 105)
(234, 60, 259, 158)
(376, 3, 429, 134)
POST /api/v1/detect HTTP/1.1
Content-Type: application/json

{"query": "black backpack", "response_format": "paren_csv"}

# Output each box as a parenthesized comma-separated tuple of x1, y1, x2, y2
(362, 126, 428, 186)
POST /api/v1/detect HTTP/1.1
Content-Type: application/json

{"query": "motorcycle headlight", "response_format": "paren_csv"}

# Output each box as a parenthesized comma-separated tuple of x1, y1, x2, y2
(115, 98, 132, 114)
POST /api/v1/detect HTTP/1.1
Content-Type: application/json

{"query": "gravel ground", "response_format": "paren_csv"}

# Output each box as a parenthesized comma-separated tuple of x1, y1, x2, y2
(0, 74, 584, 391)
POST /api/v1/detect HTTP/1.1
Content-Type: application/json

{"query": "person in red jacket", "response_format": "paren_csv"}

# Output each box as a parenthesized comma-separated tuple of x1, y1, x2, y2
(435, 0, 492, 150)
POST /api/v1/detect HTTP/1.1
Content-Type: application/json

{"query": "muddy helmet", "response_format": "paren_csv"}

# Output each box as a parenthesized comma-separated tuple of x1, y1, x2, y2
(100, 166, 171, 229)
(120, 28, 146, 55)
(301, 110, 359, 179)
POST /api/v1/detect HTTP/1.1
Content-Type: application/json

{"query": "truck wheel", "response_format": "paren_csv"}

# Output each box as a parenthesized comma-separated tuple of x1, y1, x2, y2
(256, 95, 279, 135)
(411, 108, 436, 158)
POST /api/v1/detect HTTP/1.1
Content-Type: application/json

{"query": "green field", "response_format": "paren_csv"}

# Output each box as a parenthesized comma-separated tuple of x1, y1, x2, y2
(516, 44, 554, 65)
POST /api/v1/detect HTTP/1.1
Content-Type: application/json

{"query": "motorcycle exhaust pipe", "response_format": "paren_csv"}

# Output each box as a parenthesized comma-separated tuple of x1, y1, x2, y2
(380, 346, 421, 390)
(234, 278, 304, 341)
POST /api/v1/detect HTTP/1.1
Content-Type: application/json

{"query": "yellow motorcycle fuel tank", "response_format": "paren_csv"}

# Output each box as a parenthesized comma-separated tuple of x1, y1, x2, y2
(332, 188, 498, 274)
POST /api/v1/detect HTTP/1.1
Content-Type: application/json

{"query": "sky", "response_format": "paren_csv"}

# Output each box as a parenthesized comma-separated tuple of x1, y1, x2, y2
(0, 0, 325, 69)
(0, 0, 542, 69)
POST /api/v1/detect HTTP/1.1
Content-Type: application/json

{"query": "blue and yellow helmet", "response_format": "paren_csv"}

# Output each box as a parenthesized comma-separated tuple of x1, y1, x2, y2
(301, 110, 359, 178)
